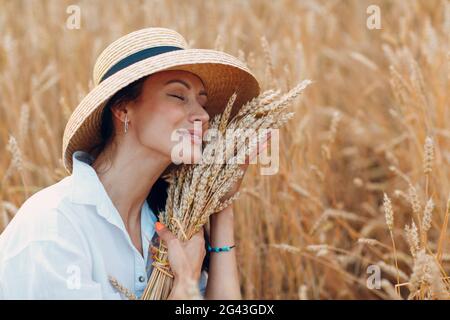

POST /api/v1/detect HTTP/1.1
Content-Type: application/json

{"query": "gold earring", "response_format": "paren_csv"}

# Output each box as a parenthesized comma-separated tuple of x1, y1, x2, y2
(124, 113, 129, 133)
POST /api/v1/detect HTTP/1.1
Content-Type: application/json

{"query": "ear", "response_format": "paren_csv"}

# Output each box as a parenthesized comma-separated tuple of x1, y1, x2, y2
(111, 104, 128, 122)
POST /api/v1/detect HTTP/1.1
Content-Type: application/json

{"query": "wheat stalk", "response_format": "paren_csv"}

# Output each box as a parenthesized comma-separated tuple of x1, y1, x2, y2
(383, 193, 400, 285)
(141, 80, 311, 299)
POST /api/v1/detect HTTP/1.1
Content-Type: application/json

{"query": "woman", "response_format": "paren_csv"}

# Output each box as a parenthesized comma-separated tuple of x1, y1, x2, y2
(0, 27, 262, 299)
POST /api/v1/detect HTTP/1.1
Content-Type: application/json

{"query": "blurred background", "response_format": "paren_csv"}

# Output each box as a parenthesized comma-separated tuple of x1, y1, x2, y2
(0, 0, 449, 299)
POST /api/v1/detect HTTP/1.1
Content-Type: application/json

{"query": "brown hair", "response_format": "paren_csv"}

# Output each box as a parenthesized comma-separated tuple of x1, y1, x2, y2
(89, 75, 210, 272)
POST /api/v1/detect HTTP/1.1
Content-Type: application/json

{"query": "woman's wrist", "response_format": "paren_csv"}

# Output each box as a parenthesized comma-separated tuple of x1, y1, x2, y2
(168, 276, 200, 299)
(168, 280, 186, 299)
(210, 206, 235, 247)
(211, 205, 234, 224)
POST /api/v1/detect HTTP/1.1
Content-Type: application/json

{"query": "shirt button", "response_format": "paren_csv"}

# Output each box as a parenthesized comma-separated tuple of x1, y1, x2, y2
(138, 276, 145, 283)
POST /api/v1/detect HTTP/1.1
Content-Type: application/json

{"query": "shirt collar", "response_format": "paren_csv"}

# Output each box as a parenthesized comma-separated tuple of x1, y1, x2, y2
(70, 150, 98, 206)
(70, 150, 158, 260)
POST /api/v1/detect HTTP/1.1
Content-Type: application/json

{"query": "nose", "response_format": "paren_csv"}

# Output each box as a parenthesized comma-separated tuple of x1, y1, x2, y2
(189, 103, 210, 127)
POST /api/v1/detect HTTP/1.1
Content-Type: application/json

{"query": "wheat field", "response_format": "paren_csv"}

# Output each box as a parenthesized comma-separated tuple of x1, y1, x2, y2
(0, 0, 449, 299)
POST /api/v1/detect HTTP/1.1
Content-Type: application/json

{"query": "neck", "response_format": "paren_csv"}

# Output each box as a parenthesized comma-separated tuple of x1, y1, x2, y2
(92, 140, 171, 229)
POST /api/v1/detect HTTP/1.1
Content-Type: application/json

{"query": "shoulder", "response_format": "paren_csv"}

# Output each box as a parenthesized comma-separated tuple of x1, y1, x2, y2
(20, 175, 74, 215)
(0, 175, 79, 261)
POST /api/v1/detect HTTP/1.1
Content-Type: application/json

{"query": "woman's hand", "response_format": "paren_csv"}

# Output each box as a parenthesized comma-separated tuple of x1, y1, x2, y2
(220, 131, 271, 203)
(154, 222, 206, 299)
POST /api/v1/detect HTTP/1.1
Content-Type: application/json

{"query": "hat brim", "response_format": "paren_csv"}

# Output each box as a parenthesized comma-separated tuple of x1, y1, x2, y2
(62, 48, 260, 174)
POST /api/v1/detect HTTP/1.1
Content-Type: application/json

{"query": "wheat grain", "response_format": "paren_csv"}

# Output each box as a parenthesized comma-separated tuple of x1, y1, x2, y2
(408, 184, 422, 223)
(270, 243, 301, 254)
(108, 275, 138, 300)
(423, 136, 434, 175)
(383, 193, 394, 232)
(404, 221, 420, 258)
(260, 35, 275, 86)
(422, 197, 434, 235)
(408, 250, 448, 299)
(6, 135, 24, 173)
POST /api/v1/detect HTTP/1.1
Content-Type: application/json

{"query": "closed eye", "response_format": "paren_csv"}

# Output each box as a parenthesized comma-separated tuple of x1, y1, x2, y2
(168, 94, 185, 101)
(168, 94, 207, 109)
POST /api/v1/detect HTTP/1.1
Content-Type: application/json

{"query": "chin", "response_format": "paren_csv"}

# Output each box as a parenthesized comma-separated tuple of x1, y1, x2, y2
(183, 144, 203, 164)
(170, 142, 203, 165)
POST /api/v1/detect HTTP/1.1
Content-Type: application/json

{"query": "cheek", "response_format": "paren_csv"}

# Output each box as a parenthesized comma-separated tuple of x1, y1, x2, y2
(134, 103, 187, 151)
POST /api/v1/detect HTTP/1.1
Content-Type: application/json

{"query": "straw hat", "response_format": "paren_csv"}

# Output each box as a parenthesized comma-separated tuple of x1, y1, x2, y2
(62, 27, 260, 174)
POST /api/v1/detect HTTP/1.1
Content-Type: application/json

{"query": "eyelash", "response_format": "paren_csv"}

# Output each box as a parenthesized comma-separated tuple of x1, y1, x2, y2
(168, 94, 184, 101)
(168, 94, 206, 108)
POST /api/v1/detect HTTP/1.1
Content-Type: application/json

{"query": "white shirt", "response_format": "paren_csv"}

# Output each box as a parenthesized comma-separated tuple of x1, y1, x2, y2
(0, 150, 208, 299)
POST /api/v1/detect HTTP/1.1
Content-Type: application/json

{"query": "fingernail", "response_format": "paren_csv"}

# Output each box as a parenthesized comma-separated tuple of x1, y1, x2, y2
(155, 222, 164, 231)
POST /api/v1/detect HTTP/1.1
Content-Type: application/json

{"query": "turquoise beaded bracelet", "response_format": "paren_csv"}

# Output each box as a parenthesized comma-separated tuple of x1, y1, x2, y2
(207, 244, 236, 252)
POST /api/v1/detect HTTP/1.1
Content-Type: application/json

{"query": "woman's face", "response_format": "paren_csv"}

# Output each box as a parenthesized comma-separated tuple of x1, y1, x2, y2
(124, 70, 210, 164)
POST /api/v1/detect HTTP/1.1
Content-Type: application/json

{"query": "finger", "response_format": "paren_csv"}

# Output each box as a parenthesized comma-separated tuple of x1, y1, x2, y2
(155, 222, 178, 245)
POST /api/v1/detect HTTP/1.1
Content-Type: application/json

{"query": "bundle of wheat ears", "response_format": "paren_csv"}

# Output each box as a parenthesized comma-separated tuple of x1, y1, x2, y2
(138, 79, 312, 300)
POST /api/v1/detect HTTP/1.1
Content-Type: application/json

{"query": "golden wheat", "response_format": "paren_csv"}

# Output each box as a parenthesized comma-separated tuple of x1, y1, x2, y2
(1, 0, 449, 299)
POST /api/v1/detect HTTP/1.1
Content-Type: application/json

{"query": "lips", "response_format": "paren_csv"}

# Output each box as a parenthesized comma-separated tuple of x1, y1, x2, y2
(187, 129, 202, 139)
(181, 129, 202, 145)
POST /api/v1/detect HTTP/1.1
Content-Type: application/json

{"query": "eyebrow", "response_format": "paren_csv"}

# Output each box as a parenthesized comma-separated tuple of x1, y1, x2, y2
(164, 79, 208, 97)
